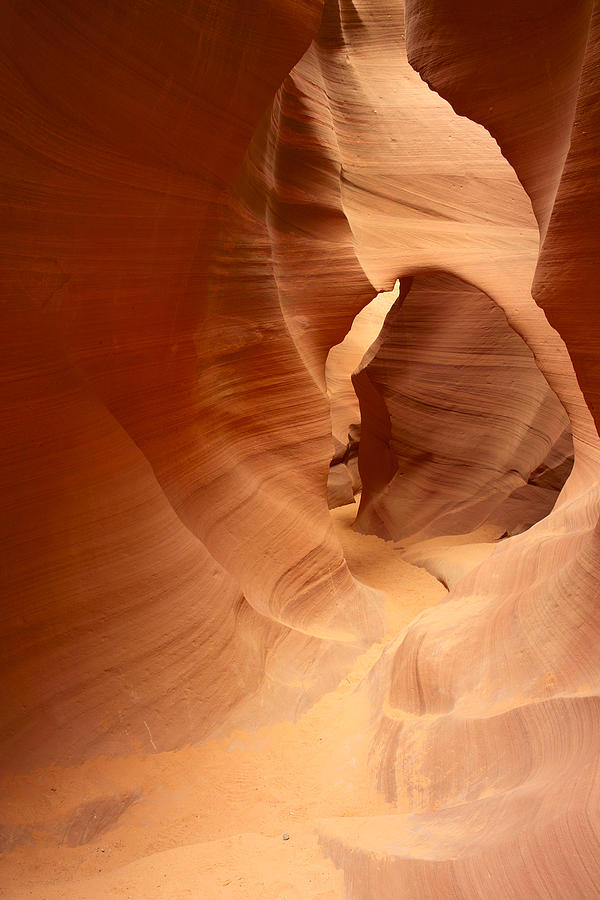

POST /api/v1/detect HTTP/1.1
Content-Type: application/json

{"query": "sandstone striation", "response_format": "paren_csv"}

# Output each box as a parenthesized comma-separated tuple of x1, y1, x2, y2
(353, 271, 573, 541)
(2, 0, 600, 897)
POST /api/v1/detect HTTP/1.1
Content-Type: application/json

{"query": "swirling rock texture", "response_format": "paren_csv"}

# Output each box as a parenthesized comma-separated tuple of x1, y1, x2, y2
(2, 0, 599, 898)
(353, 271, 574, 542)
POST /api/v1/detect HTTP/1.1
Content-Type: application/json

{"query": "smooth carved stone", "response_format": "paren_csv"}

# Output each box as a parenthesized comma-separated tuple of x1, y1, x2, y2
(354, 271, 573, 542)
(2, 0, 600, 897)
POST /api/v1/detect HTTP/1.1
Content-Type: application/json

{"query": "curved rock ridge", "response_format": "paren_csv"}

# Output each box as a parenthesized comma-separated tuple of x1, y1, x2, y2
(2, 0, 600, 897)
(211, 0, 586, 623)
(353, 271, 573, 542)
(312, 1, 600, 896)
(222, 0, 600, 893)
(2, 0, 387, 770)
(320, 470, 600, 897)
(404, 0, 593, 237)
(0, 295, 280, 772)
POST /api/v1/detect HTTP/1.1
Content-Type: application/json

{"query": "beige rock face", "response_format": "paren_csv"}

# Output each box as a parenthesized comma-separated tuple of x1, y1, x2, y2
(2, 0, 600, 897)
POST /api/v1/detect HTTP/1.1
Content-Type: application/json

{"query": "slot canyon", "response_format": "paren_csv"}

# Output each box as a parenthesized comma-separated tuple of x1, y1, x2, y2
(1, 0, 599, 896)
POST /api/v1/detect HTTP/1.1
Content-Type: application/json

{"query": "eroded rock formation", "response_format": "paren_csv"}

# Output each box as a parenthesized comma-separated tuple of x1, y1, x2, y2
(2, 0, 599, 896)
(354, 271, 573, 541)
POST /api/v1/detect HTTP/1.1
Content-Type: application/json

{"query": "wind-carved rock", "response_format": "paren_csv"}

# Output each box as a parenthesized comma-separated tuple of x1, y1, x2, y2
(2, 0, 600, 896)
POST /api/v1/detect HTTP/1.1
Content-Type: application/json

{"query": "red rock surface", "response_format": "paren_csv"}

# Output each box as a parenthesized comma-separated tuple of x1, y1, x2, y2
(2, 0, 600, 897)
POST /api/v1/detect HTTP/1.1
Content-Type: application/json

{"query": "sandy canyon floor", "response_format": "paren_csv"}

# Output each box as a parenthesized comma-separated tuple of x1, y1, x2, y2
(1, 504, 503, 899)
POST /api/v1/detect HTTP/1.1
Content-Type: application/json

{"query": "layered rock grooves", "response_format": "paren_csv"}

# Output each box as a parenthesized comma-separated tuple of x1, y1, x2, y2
(2, 0, 600, 897)
(1, 0, 384, 773)
(353, 271, 573, 541)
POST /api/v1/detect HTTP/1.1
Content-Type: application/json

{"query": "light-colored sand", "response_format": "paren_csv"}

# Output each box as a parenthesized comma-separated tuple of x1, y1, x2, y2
(1, 507, 452, 899)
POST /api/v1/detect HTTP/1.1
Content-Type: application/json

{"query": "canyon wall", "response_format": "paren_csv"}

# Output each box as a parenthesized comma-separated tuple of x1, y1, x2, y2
(2, 0, 600, 896)
(353, 271, 573, 542)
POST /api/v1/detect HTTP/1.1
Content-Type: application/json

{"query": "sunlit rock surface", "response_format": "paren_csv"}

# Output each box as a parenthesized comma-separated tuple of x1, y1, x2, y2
(2, 0, 599, 897)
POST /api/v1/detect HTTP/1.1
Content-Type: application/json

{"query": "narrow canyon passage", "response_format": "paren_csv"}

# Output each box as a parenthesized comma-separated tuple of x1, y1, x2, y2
(0, 495, 582, 898)
(2, 0, 600, 897)
(327, 274, 574, 543)
(1, 511, 453, 899)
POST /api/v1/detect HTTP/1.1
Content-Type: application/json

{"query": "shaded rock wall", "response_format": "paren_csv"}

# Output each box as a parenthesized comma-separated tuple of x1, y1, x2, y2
(533, 4, 600, 425)
(2, 0, 364, 771)
(354, 271, 573, 541)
